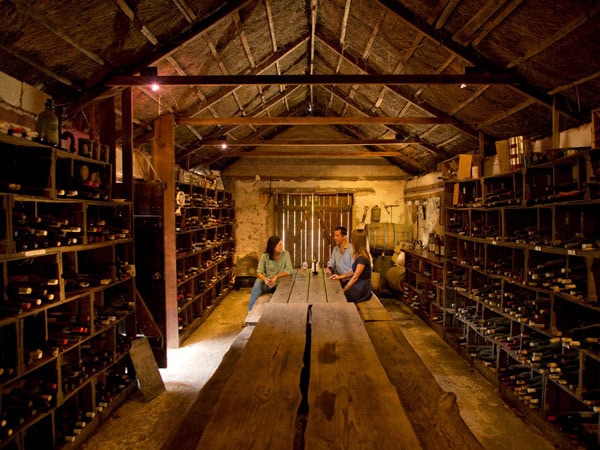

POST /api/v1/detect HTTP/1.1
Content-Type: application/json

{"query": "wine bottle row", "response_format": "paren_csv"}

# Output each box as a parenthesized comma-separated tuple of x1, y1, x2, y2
(442, 149, 600, 448)
(171, 183, 235, 343)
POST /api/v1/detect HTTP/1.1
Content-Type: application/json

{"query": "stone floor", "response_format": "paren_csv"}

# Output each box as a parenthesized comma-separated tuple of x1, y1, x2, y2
(82, 289, 554, 450)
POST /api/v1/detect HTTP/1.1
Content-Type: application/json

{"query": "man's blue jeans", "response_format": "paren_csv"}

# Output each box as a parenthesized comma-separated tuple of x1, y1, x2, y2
(248, 278, 275, 311)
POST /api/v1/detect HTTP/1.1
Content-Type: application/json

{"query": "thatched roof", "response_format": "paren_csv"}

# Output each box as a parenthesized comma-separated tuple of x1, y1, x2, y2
(1, 0, 598, 176)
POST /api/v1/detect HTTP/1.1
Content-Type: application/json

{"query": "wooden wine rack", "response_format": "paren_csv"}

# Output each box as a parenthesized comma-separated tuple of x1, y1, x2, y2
(439, 148, 600, 449)
(133, 174, 235, 362)
(0, 133, 137, 449)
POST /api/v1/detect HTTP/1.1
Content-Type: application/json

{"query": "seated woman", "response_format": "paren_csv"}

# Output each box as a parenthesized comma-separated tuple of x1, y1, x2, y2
(248, 235, 293, 311)
(329, 228, 372, 303)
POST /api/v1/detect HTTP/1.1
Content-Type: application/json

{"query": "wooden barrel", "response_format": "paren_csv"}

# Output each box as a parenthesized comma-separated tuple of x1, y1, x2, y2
(371, 272, 381, 294)
(366, 222, 403, 251)
(385, 266, 405, 293)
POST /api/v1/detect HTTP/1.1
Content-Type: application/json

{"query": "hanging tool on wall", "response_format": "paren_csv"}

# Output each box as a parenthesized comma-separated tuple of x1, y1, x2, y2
(383, 204, 400, 222)
(360, 205, 369, 225)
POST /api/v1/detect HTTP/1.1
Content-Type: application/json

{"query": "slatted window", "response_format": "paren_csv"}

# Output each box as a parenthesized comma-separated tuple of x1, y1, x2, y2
(275, 193, 353, 269)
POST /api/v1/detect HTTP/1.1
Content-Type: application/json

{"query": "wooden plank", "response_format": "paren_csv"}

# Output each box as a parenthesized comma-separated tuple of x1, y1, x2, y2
(196, 303, 307, 449)
(164, 326, 253, 450)
(307, 269, 327, 303)
(363, 320, 483, 449)
(270, 270, 296, 303)
(129, 338, 166, 401)
(355, 293, 394, 321)
(244, 293, 273, 325)
(306, 303, 422, 449)
(288, 269, 309, 303)
(323, 276, 347, 303)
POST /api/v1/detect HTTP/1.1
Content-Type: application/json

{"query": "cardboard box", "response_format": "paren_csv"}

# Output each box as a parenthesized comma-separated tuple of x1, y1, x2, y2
(456, 154, 473, 180)
(483, 155, 500, 177)
(442, 154, 473, 180)
(495, 140, 512, 174)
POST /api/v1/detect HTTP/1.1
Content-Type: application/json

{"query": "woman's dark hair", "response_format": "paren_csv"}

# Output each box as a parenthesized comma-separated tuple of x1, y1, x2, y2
(266, 235, 282, 260)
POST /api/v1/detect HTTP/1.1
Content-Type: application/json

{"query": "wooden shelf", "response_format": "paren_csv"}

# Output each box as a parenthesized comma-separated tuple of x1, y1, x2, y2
(0, 135, 137, 449)
(439, 147, 600, 449)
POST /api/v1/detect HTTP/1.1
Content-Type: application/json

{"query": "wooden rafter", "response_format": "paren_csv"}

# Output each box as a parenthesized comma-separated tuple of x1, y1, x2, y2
(0, 44, 79, 89)
(198, 139, 415, 147)
(453, 0, 509, 45)
(370, 31, 425, 113)
(134, 48, 307, 152)
(164, 56, 207, 140)
(376, 0, 587, 122)
(476, 99, 536, 129)
(203, 35, 248, 121)
(263, 0, 286, 97)
(217, 151, 413, 157)
(507, 4, 600, 69)
(177, 85, 304, 160)
(182, 37, 308, 118)
(309, 0, 318, 103)
(449, 85, 490, 116)
(12, 0, 109, 67)
(202, 103, 309, 167)
(345, 8, 386, 104)
(339, 123, 427, 173)
(172, 0, 196, 23)
(549, 69, 600, 96)
(113, 0, 159, 45)
(317, 35, 479, 140)
(106, 73, 516, 86)
(433, 0, 460, 29)
(177, 116, 455, 126)
(320, 84, 452, 159)
(470, 0, 523, 47)
(233, 12, 265, 106)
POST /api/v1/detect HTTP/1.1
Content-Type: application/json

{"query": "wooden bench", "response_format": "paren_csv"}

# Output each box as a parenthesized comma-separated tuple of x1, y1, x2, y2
(355, 296, 483, 450)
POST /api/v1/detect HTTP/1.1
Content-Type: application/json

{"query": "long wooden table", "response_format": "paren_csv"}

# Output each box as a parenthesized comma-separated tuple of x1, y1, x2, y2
(165, 270, 481, 450)
(271, 267, 348, 303)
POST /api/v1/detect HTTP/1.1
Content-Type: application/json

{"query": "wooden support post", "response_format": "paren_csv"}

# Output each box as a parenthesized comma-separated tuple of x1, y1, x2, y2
(152, 114, 178, 349)
(552, 95, 560, 149)
(121, 87, 134, 201)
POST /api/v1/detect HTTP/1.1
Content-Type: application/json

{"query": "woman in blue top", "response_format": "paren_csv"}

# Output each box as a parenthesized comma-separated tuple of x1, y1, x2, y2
(330, 228, 372, 303)
(248, 235, 293, 311)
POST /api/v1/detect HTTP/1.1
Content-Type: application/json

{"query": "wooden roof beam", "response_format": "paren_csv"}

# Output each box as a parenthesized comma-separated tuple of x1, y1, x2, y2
(319, 84, 452, 159)
(198, 139, 416, 147)
(107, 73, 516, 87)
(177, 85, 304, 160)
(177, 116, 455, 126)
(317, 35, 479, 140)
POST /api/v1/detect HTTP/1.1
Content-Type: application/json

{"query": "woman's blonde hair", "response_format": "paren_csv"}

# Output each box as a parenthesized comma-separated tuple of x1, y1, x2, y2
(351, 228, 372, 264)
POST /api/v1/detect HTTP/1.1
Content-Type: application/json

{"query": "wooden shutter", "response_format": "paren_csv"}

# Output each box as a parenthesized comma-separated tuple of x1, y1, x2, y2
(275, 193, 353, 268)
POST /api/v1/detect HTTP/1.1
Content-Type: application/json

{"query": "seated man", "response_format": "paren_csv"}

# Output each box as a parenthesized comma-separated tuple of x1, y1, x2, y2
(325, 226, 353, 281)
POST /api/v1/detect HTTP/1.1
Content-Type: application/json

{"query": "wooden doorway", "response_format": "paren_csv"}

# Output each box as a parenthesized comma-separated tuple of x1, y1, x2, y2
(275, 193, 353, 269)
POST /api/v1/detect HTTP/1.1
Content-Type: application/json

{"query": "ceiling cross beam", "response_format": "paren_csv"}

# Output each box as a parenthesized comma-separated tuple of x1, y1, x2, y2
(106, 73, 516, 86)
(319, 84, 452, 159)
(177, 116, 456, 126)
